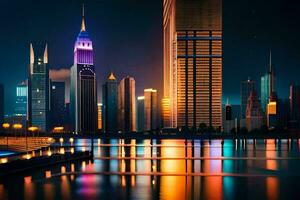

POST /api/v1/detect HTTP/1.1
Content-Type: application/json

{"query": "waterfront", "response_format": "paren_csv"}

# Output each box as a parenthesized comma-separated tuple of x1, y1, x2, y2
(1, 138, 300, 200)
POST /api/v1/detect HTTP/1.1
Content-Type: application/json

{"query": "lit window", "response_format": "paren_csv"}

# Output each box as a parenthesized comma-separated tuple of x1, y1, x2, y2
(37, 88, 39, 92)
(52, 86, 56, 89)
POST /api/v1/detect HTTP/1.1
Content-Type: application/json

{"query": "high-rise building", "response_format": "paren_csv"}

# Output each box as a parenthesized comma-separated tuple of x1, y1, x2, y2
(15, 81, 27, 116)
(70, 5, 97, 133)
(28, 43, 49, 131)
(161, 97, 171, 128)
(261, 51, 276, 113)
(289, 84, 300, 128)
(97, 103, 102, 130)
(50, 81, 65, 129)
(246, 90, 264, 131)
(225, 104, 232, 121)
(163, 0, 222, 128)
(240, 78, 255, 119)
(118, 76, 136, 132)
(102, 73, 118, 133)
(267, 92, 278, 128)
(0, 84, 4, 125)
(136, 96, 145, 132)
(144, 88, 158, 131)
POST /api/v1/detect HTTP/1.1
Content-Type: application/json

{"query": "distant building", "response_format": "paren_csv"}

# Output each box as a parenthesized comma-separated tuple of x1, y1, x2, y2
(240, 78, 255, 119)
(267, 92, 278, 128)
(118, 76, 136, 132)
(28, 43, 49, 131)
(163, 0, 222, 129)
(144, 88, 158, 131)
(246, 90, 264, 131)
(278, 98, 290, 129)
(223, 100, 235, 133)
(289, 84, 300, 128)
(261, 51, 276, 113)
(70, 6, 97, 133)
(136, 96, 145, 132)
(97, 103, 102, 130)
(0, 84, 4, 125)
(15, 81, 27, 116)
(102, 73, 118, 133)
(50, 81, 65, 129)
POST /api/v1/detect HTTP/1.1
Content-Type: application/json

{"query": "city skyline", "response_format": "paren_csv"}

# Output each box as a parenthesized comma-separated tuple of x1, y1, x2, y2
(1, 0, 300, 114)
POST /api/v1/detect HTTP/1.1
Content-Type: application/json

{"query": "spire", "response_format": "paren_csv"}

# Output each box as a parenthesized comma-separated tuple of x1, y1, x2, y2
(81, 4, 86, 32)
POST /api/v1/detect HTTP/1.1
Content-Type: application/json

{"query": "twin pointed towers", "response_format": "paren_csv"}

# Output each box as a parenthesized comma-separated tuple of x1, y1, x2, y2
(70, 4, 97, 133)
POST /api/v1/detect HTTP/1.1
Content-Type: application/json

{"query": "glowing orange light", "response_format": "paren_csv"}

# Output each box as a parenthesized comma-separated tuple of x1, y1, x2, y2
(53, 126, 64, 133)
(2, 123, 10, 129)
(28, 126, 39, 132)
(45, 171, 51, 178)
(13, 123, 22, 129)
(0, 158, 8, 164)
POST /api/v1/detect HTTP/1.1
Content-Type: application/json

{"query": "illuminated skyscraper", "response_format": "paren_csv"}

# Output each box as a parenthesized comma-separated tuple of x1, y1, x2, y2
(102, 73, 118, 133)
(267, 92, 278, 128)
(163, 0, 222, 128)
(70, 5, 97, 133)
(97, 103, 102, 130)
(28, 43, 49, 131)
(15, 81, 27, 116)
(240, 78, 255, 119)
(144, 88, 158, 130)
(136, 96, 145, 132)
(118, 76, 136, 132)
(261, 51, 276, 113)
(50, 81, 65, 129)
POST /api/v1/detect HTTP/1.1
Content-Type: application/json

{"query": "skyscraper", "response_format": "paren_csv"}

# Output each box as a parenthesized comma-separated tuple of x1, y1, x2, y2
(163, 0, 222, 128)
(118, 76, 136, 132)
(102, 73, 118, 133)
(144, 88, 158, 131)
(240, 78, 255, 119)
(70, 5, 97, 133)
(289, 84, 300, 128)
(136, 96, 145, 132)
(28, 43, 49, 131)
(97, 103, 102, 130)
(50, 81, 65, 129)
(246, 90, 264, 131)
(0, 84, 4, 125)
(261, 51, 276, 113)
(15, 81, 27, 116)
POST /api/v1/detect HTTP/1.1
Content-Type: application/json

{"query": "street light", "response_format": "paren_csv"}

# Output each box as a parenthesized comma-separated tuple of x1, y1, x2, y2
(27, 126, 39, 152)
(2, 123, 10, 149)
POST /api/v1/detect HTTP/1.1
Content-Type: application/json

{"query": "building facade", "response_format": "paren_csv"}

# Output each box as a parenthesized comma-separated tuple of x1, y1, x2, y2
(136, 96, 145, 132)
(240, 78, 255, 119)
(118, 76, 136, 132)
(50, 81, 65, 129)
(15, 81, 27, 116)
(163, 0, 222, 129)
(28, 43, 49, 131)
(246, 90, 264, 131)
(289, 84, 300, 128)
(144, 88, 158, 131)
(70, 6, 97, 133)
(261, 52, 275, 113)
(102, 73, 118, 133)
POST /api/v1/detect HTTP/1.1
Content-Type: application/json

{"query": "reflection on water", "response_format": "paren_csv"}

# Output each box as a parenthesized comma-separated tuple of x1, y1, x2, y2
(1, 139, 300, 199)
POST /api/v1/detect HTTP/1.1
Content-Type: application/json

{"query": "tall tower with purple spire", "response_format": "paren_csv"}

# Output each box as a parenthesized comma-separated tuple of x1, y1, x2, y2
(70, 4, 97, 133)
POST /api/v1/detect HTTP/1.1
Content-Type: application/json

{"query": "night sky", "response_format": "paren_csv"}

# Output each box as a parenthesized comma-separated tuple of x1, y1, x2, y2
(1, 0, 300, 114)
